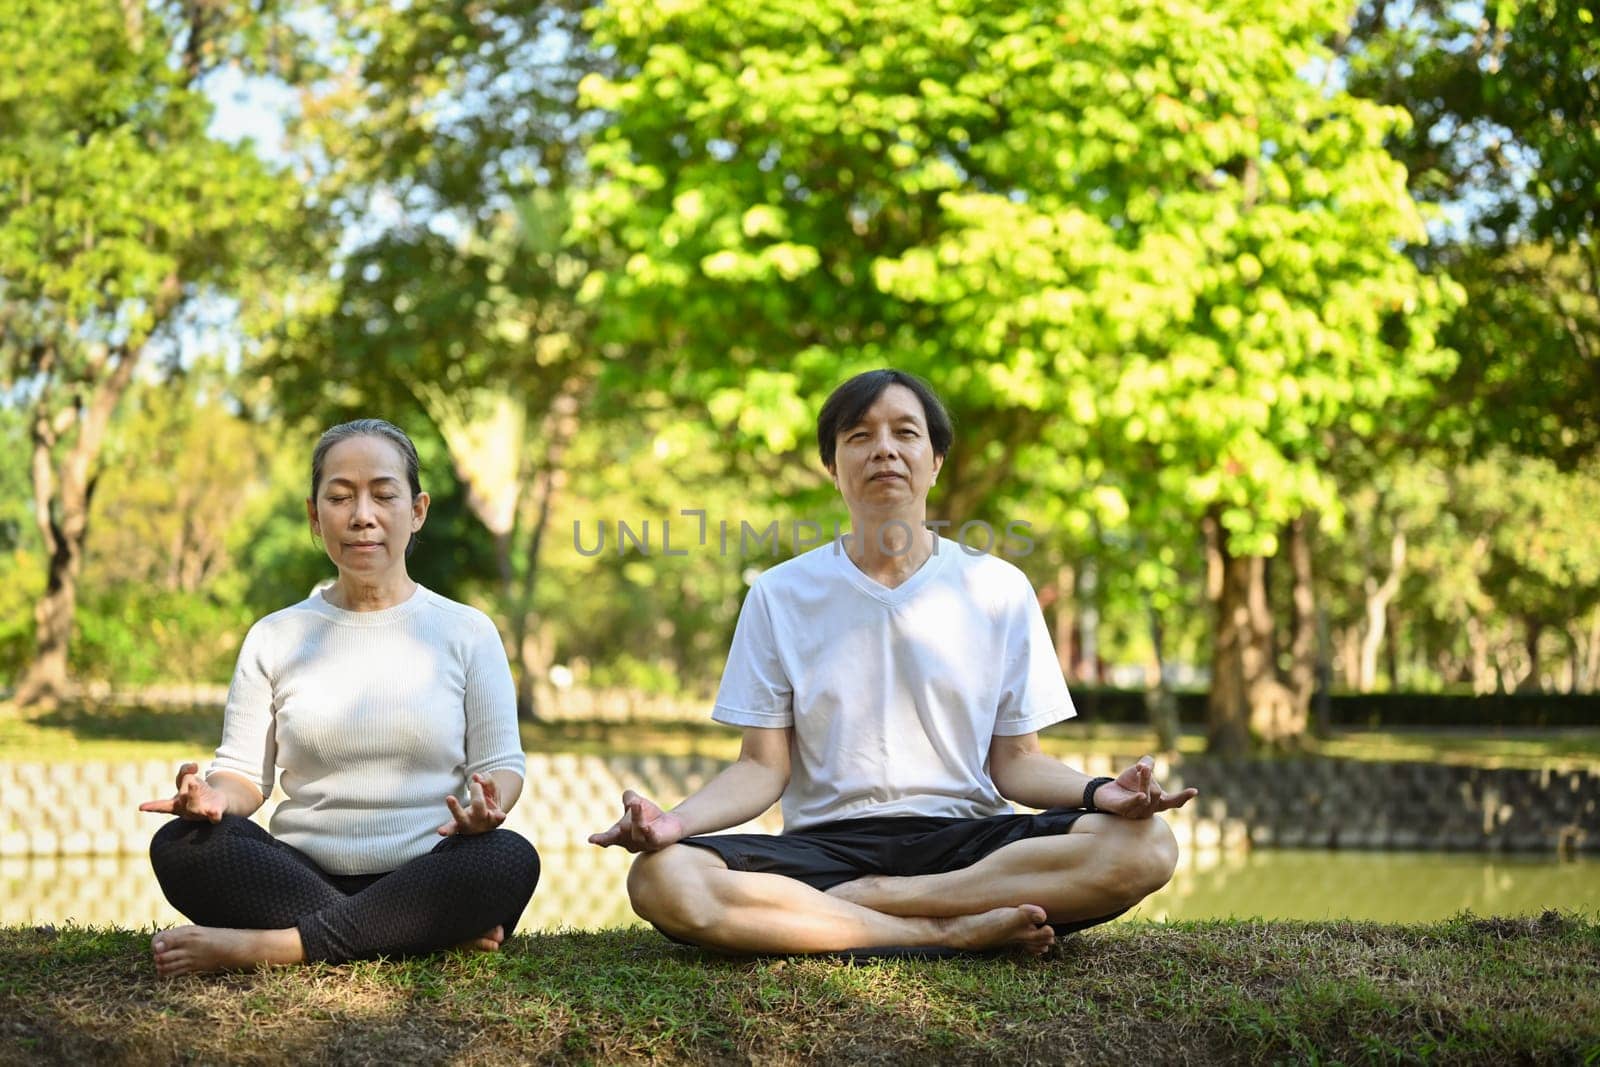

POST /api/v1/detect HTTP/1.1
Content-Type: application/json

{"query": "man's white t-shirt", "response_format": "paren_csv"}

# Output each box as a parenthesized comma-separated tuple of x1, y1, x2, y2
(712, 537, 1076, 831)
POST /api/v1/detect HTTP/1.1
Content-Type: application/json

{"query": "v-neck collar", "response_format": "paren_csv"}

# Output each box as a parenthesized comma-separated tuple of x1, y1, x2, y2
(831, 536, 951, 606)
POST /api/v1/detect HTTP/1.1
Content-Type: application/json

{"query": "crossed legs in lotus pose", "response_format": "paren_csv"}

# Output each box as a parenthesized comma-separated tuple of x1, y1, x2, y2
(626, 814, 1178, 956)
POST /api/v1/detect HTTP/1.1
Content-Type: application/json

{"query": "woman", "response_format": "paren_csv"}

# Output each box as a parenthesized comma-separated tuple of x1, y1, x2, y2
(140, 418, 539, 977)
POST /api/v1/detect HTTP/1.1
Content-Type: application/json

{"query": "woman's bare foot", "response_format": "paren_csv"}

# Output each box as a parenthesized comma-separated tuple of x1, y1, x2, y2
(456, 925, 505, 953)
(937, 905, 1056, 955)
(151, 925, 304, 978)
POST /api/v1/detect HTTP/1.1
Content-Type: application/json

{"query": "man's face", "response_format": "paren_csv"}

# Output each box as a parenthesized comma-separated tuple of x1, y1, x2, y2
(828, 383, 944, 514)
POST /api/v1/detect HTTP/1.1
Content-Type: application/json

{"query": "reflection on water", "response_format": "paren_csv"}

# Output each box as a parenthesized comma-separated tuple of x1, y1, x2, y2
(1134, 849, 1600, 923)
(1, 848, 641, 935)
(4, 849, 1596, 934)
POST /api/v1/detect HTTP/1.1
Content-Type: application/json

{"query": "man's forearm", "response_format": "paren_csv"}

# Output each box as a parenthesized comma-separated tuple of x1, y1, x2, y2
(670, 759, 787, 837)
(992, 752, 1094, 812)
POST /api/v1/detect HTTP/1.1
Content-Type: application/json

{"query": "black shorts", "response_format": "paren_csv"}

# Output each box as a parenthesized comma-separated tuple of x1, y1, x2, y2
(680, 807, 1124, 936)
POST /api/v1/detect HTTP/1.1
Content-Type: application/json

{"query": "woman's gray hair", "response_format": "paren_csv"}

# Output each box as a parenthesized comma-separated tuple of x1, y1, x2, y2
(309, 418, 424, 557)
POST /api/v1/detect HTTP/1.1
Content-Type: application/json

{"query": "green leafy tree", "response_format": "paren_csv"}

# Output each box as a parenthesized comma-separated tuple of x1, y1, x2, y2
(0, 0, 307, 705)
(573, 0, 1458, 753)
(1456, 454, 1600, 690)
(262, 0, 597, 717)
(1323, 0, 1600, 697)
(1345, 0, 1600, 463)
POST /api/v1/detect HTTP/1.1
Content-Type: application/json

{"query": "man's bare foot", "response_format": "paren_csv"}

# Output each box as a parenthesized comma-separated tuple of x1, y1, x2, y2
(937, 905, 1055, 956)
(456, 925, 505, 953)
(151, 925, 305, 978)
(827, 875, 885, 909)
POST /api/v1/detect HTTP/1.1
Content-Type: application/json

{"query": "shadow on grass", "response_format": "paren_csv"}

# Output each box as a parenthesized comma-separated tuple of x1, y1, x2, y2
(4, 916, 1598, 1065)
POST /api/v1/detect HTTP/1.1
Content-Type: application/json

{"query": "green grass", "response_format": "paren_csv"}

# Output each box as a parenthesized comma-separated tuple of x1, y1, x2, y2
(3, 699, 1598, 769)
(3, 914, 1597, 1064)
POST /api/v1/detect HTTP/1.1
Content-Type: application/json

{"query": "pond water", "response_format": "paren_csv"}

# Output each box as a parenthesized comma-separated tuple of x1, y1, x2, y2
(5, 848, 1596, 934)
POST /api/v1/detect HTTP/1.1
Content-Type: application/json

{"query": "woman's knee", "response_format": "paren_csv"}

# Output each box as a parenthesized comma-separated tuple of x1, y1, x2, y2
(149, 813, 252, 867)
(459, 828, 542, 889)
(497, 829, 542, 887)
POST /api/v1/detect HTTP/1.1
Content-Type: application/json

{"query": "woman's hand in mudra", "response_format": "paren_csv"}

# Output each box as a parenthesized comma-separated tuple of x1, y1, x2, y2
(437, 773, 507, 836)
(138, 762, 228, 823)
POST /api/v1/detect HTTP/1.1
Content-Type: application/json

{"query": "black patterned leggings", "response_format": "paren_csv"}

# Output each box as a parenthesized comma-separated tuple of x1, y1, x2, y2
(149, 815, 541, 964)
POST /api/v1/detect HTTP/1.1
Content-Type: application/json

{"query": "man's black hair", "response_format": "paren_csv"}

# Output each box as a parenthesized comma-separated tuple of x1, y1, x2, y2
(816, 369, 953, 470)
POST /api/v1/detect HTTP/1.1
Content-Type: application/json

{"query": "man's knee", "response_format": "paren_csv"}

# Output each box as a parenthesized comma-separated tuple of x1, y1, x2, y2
(626, 847, 721, 938)
(1144, 815, 1181, 886)
(1096, 815, 1179, 902)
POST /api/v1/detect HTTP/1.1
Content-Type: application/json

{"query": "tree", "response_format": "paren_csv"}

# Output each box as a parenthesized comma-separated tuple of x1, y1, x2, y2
(1322, 0, 1600, 696)
(1344, 0, 1600, 464)
(261, 0, 599, 717)
(572, 0, 1458, 753)
(0, 0, 306, 705)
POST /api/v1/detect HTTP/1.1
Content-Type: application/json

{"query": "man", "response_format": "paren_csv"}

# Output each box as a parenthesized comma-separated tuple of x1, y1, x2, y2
(591, 369, 1196, 954)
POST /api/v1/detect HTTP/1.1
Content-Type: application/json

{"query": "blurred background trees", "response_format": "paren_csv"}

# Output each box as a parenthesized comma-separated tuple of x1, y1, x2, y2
(0, 0, 311, 703)
(1, 0, 1596, 751)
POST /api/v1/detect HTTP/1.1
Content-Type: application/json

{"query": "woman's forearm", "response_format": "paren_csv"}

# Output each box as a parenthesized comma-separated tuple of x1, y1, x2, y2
(205, 769, 267, 818)
(487, 769, 524, 813)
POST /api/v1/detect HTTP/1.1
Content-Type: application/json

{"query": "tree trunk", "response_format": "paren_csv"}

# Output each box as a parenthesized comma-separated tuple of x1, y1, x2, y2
(16, 547, 79, 707)
(1558, 630, 1575, 694)
(1336, 624, 1361, 690)
(1358, 529, 1406, 691)
(1075, 557, 1099, 685)
(1313, 606, 1333, 739)
(1384, 600, 1401, 690)
(15, 307, 163, 707)
(511, 383, 583, 720)
(1518, 619, 1545, 693)
(1051, 564, 1076, 676)
(1467, 616, 1493, 694)
(1492, 629, 1530, 693)
(1144, 598, 1179, 756)
(1203, 513, 1302, 755)
(1203, 513, 1246, 755)
(1575, 612, 1600, 692)
(1287, 515, 1317, 715)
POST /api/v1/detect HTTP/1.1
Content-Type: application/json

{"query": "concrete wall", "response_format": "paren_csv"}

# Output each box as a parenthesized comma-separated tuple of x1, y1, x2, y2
(7, 753, 1590, 933)
(2, 753, 1590, 861)
(1176, 758, 1598, 854)
(3, 752, 1247, 856)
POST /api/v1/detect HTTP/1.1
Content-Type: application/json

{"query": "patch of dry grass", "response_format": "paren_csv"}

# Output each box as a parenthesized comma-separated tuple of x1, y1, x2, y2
(4, 914, 1596, 1064)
